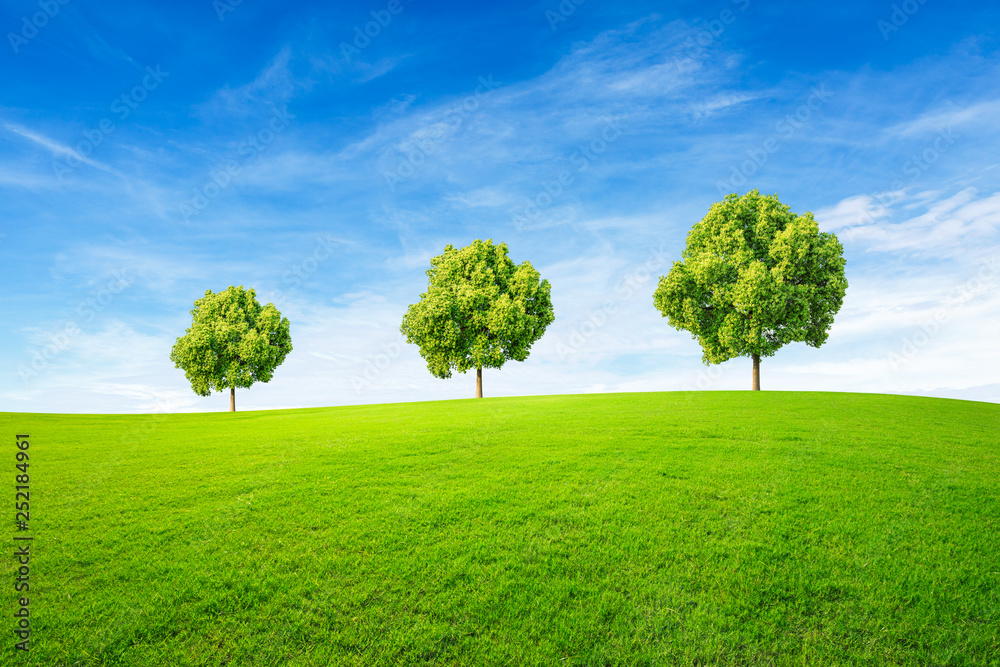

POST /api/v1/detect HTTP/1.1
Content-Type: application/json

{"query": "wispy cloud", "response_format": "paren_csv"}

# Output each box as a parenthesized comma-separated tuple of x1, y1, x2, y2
(198, 46, 300, 118)
(833, 188, 1000, 255)
(815, 195, 890, 231)
(885, 98, 1000, 138)
(4, 122, 120, 176)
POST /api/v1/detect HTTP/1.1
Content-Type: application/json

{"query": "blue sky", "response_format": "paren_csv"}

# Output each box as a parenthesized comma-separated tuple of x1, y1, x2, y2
(2, 0, 999, 413)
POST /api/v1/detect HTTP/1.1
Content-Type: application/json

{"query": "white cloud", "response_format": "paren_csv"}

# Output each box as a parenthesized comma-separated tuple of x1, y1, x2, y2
(199, 46, 299, 118)
(4, 123, 120, 176)
(845, 189, 1000, 255)
(820, 187, 1000, 260)
(814, 194, 890, 232)
(688, 92, 761, 119)
(885, 98, 1000, 138)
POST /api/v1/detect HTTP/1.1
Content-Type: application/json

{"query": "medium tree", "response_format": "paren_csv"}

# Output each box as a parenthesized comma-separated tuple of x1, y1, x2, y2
(653, 190, 847, 390)
(170, 285, 292, 411)
(400, 239, 554, 398)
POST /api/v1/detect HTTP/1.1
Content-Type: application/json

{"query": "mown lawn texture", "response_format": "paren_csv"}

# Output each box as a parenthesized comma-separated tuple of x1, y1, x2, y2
(1, 391, 998, 666)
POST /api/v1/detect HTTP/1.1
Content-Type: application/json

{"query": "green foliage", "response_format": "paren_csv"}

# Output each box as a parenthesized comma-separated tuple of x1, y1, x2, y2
(653, 190, 848, 364)
(400, 239, 554, 378)
(170, 285, 292, 397)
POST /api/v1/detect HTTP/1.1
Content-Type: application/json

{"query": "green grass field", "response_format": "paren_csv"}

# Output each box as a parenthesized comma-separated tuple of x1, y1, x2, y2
(2, 391, 998, 666)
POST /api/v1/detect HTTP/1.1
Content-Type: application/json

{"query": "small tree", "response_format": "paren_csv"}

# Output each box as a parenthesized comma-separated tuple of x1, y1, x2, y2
(400, 239, 554, 398)
(653, 190, 847, 390)
(170, 285, 292, 411)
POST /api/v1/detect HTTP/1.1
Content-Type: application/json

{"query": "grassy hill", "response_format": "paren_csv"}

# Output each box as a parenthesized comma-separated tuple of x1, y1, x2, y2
(2, 391, 998, 666)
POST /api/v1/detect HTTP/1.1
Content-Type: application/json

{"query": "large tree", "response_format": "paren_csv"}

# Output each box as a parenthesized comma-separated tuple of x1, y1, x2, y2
(170, 285, 292, 411)
(653, 190, 847, 390)
(400, 239, 554, 398)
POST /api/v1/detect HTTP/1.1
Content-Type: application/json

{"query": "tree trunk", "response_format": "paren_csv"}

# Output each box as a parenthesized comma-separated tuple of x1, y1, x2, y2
(230, 386, 236, 412)
(752, 354, 760, 391)
(476, 367, 483, 398)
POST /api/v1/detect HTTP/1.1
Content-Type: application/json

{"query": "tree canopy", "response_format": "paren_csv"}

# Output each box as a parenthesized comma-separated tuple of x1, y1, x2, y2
(170, 285, 292, 411)
(652, 190, 847, 389)
(400, 239, 554, 397)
